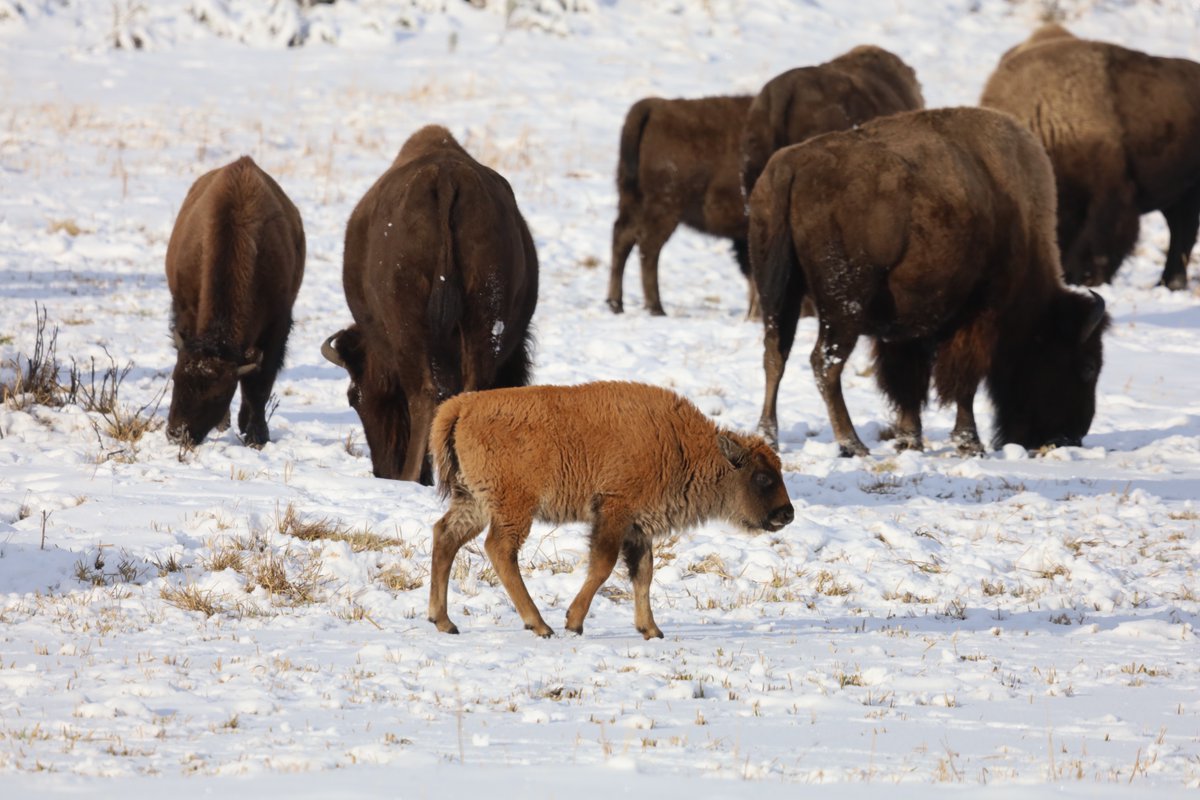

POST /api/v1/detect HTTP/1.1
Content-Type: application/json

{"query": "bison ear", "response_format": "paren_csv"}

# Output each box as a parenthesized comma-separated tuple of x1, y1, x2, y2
(236, 348, 263, 377)
(717, 434, 750, 469)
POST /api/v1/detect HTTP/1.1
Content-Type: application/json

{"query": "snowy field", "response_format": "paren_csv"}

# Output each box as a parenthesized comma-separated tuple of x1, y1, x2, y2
(2, 0, 1200, 795)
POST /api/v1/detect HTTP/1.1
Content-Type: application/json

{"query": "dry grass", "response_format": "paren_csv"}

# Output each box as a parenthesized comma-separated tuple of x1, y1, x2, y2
(277, 503, 406, 553)
(378, 565, 424, 592)
(814, 570, 854, 597)
(160, 584, 221, 617)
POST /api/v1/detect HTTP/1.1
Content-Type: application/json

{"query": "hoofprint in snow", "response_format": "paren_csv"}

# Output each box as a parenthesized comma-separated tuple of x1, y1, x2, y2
(1, 0, 1198, 794)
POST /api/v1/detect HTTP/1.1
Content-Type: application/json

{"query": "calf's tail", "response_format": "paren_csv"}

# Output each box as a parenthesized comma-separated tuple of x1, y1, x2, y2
(430, 397, 462, 500)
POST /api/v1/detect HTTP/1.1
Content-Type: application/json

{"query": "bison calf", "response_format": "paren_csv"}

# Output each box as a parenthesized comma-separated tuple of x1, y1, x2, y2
(751, 107, 1108, 457)
(166, 156, 305, 447)
(981, 25, 1200, 289)
(427, 381, 794, 639)
(606, 95, 753, 316)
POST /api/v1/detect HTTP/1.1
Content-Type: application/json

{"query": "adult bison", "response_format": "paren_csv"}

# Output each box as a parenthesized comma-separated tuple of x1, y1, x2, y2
(427, 381, 794, 639)
(322, 125, 538, 485)
(750, 107, 1109, 457)
(606, 94, 753, 316)
(741, 45, 924, 203)
(981, 25, 1200, 289)
(165, 156, 305, 448)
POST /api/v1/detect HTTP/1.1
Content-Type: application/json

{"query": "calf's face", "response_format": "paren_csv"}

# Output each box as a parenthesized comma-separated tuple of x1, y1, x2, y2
(718, 434, 795, 531)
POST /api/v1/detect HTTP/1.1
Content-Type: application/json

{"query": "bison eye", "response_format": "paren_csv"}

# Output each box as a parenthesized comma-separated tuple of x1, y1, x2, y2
(753, 472, 775, 489)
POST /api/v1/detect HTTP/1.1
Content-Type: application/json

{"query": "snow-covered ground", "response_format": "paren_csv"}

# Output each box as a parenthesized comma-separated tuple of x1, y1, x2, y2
(2, 0, 1199, 795)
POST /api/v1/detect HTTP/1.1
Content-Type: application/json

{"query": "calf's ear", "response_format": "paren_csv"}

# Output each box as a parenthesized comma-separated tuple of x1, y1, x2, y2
(717, 434, 749, 469)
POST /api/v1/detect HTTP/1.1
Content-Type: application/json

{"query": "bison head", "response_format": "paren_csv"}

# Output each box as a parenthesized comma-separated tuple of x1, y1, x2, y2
(717, 432, 795, 532)
(322, 326, 430, 482)
(990, 289, 1109, 451)
(167, 337, 262, 446)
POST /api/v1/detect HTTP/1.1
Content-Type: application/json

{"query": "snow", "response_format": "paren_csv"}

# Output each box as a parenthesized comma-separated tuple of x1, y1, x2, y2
(2, 0, 1200, 795)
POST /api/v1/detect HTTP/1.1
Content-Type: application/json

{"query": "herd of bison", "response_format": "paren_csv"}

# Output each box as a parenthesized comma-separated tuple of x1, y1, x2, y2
(159, 25, 1200, 637)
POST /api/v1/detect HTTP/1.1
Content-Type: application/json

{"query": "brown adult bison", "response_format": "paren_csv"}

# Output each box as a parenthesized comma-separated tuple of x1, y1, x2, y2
(606, 95, 753, 316)
(427, 381, 794, 639)
(322, 126, 538, 484)
(981, 25, 1200, 289)
(165, 156, 305, 448)
(740, 45, 925, 205)
(750, 107, 1109, 457)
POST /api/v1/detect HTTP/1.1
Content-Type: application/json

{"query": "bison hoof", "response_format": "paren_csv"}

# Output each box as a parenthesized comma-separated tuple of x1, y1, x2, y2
(953, 436, 985, 457)
(1162, 274, 1188, 291)
(606, 298, 624, 314)
(638, 625, 664, 640)
(893, 434, 924, 452)
(838, 440, 869, 458)
(526, 622, 555, 638)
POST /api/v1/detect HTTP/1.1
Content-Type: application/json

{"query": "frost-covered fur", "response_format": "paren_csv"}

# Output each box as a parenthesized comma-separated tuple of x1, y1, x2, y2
(981, 25, 1200, 289)
(427, 381, 794, 639)
(322, 125, 538, 485)
(750, 107, 1109, 457)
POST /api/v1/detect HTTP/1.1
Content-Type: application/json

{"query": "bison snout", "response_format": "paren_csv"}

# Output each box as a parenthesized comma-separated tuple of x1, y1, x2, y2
(765, 505, 795, 531)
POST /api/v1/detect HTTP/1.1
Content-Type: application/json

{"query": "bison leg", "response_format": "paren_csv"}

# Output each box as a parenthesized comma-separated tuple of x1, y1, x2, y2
(606, 208, 639, 314)
(811, 321, 867, 457)
(636, 214, 675, 316)
(1064, 186, 1139, 286)
(622, 528, 662, 640)
(757, 287, 805, 447)
(403, 391, 436, 486)
(872, 338, 933, 452)
(934, 334, 986, 456)
(565, 506, 632, 636)
(428, 493, 488, 635)
(484, 511, 553, 637)
(1161, 185, 1200, 291)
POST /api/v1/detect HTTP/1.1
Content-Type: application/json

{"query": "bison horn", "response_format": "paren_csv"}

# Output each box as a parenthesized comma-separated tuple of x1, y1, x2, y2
(172, 329, 184, 350)
(321, 333, 346, 368)
(236, 349, 263, 377)
(1081, 290, 1107, 342)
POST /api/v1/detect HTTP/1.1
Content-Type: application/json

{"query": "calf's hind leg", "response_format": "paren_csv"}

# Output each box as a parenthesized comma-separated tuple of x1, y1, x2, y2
(428, 493, 488, 634)
(566, 504, 634, 635)
(622, 527, 662, 640)
(484, 509, 554, 637)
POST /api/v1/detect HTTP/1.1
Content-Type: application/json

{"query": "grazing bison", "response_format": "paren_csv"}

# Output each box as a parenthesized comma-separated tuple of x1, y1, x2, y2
(165, 156, 305, 448)
(750, 107, 1109, 457)
(427, 381, 794, 639)
(606, 95, 753, 316)
(981, 26, 1200, 289)
(322, 125, 538, 484)
(741, 45, 924, 206)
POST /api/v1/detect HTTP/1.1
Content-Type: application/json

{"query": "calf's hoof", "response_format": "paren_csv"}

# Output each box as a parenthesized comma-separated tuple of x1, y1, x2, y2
(430, 617, 460, 635)
(606, 297, 624, 314)
(638, 625, 664, 640)
(526, 622, 555, 638)
(646, 304, 666, 317)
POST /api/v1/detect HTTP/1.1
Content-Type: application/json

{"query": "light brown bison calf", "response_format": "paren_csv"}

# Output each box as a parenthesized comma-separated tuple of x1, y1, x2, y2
(981, 25, 1200, 289)
(606, 95, 753, 316)
(427, 381, 795, 639)
(166, 156, 305, 447)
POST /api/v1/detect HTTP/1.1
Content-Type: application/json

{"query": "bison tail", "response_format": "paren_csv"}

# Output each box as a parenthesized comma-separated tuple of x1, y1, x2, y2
(755, 208, 802, 322)
(616, 99, 654, 201)
(427, 170, 466, 402)
(429, 398, 462, 500)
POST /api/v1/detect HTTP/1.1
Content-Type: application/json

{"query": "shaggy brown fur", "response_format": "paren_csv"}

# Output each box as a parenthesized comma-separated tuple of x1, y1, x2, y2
(741, 45, 924, 204)
(426, 381, 794, 639)
(322, 125, 538, 484)
(606, 95, 754, 316)
(981, 26, 1200, 289)
(165, 156, 305, 447)
(750, 107, 1109, 457)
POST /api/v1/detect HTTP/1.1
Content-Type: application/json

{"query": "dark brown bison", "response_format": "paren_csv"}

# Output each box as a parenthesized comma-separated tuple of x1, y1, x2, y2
(981, 25, 1200, 289)
(427, 381, 794, 639)
(606, 95, 753, 316)
(750, 107, 1109, 457)
(165, 156, 305, 448)
(322, 125, 538, 484)
(741, 45, 925, 203)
